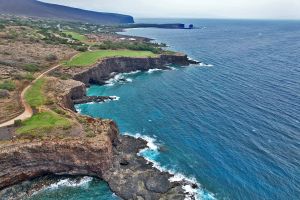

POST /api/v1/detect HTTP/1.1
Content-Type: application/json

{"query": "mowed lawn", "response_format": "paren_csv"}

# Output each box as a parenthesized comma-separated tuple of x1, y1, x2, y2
(64, 50, 158, 67)
(17, 111, 72, 135)
(63, 31, 87, 41)
(25, 78, 46, 108)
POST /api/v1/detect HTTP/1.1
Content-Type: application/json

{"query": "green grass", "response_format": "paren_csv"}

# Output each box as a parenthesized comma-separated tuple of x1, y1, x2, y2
(0, 80, 15, 91)
(16, 111, 72, 136)
(25, 78, 46, 108)
(63, 31, 87, 41)
(64, 50, 158, 67)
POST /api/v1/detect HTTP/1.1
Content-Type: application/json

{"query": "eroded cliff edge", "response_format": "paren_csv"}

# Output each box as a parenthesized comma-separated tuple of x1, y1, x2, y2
(61, 53, 196, 85)
(0, 54, 197, 200)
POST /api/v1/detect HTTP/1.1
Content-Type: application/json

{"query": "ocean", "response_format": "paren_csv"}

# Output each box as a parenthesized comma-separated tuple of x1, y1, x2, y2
(30, 19, 300, 200)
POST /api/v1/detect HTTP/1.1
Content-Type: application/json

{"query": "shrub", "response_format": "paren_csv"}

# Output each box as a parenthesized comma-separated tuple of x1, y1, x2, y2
(45, 54, 58, 61)
(14, 119, 23, 127)
(24, 73, 35, 81)
(86, 131, 96, 138)
(95, 40, 163, 54)
(0, 80, 16, 91)
(53, 108, 66, 115)
(23, 63, 40, 72)
(75, 46, 88, 52)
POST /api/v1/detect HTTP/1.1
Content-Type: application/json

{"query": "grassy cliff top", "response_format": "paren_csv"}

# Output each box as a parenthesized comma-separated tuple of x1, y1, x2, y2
(64, 50, 158, 67)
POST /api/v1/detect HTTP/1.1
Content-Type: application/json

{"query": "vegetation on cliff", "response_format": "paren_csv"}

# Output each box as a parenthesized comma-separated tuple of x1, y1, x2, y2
(16, 111, 72, 136)
(25, 79, 46, 108)
(64, 50, 158, 67)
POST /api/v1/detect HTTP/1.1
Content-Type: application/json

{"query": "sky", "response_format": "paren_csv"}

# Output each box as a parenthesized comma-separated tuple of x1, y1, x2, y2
(40, 0, 300, 20)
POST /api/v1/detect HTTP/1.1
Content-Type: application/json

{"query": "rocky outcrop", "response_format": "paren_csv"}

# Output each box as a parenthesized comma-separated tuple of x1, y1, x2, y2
(62, 53, 194, 85)
(0, 89, 10, 99)
(73, 96, 116, 105)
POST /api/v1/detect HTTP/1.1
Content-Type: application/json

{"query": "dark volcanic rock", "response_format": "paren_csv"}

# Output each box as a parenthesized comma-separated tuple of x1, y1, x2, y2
(73, 96, 115, 105)
(103, 136, 187, 200)
(62, 53, 193, 85)
(0, 89, 10, 98)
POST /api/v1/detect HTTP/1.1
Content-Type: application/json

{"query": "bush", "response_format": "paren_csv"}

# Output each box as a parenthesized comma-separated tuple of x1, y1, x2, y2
(0, 24, 5, 30)
(23, 64, 40, 72)
(14, 119, 23, 127)
(0, 80, 16, 91)
(95, 40, 163, 54)
(45, 54, 58, 62)
(53, 108, 66, 115)
(75, 46, 88, 52)
(24, 73, 35, 81)
(86, 131, 96, 138)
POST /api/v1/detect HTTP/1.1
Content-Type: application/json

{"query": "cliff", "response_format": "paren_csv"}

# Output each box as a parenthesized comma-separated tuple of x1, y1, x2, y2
(62, 53, 193, 85)
(0, 119, 117, 190)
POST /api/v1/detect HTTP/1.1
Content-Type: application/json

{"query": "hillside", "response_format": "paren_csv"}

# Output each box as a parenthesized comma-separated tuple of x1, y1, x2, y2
(0, 0, 134, 24)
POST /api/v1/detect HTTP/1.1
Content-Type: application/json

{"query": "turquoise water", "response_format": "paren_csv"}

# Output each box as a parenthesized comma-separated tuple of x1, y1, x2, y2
(34, 19, 300, 200)
(27, 177, 119, 200)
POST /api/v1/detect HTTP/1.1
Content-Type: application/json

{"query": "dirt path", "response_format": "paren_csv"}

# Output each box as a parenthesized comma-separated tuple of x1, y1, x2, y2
(0, 64, 61, 128)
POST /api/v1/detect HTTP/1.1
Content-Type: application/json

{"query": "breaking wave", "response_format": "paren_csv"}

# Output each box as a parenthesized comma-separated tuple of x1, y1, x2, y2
(147, 68, 163, 73)
(105, 73, 133, 86)
(123, 132, 216, 200)
(31, 177, 93, 196)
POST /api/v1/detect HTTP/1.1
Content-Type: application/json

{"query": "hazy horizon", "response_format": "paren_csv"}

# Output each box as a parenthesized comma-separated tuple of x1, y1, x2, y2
(40, 0, 300, 20)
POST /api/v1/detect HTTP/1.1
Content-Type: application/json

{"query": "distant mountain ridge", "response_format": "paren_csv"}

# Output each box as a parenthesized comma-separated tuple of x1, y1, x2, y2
(0, 0, 134, 24)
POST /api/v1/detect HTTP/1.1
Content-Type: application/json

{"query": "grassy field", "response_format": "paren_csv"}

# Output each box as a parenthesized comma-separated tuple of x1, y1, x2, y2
(63, 31, 87, 41)
(17, 111, 72, 135)
(25, 78, 46, 108)
(64, 50, 158, 67)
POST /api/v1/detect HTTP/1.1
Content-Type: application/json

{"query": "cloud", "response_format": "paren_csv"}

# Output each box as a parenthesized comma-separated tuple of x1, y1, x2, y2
(40, 0, 300, 19)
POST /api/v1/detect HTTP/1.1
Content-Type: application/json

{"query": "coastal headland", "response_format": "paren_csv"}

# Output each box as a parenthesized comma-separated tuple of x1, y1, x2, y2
(0, 16, 199, 200)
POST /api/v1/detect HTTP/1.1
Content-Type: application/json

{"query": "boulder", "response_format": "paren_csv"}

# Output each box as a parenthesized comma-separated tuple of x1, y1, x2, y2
(0, 89, 9, 98)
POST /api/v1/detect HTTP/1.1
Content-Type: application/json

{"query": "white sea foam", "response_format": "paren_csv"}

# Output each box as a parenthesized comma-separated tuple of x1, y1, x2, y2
(47, 177, 92, 190)
(122, 132, 216, 200)
(123, 70, 141, 75)
(167, 66, 178, 70)
(32, 177, 93, 196)
(147, 68, 163, 73)
(75, 106, 82, 113)
(199, 62, 214, 67)
(105, 73, 134, 86)
(123, 132, 158, 151)
(110, 96, 120, 101)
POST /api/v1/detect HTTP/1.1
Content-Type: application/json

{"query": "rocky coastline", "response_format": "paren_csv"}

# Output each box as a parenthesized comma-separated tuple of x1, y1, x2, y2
(61, 53, 198, 85)
(0, 53, 198, 199)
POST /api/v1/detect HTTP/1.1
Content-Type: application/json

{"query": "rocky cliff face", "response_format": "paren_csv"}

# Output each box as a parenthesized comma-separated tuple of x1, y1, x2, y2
(0, 119, 118, 190)
(63, 53, 192, 85)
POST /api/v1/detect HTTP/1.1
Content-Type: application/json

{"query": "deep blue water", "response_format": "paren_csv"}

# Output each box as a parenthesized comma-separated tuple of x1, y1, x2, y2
(32, 19, 300, 200)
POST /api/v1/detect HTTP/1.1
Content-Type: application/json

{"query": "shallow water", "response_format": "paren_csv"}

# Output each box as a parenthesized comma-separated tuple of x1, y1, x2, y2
(36, 19, 300, 200)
